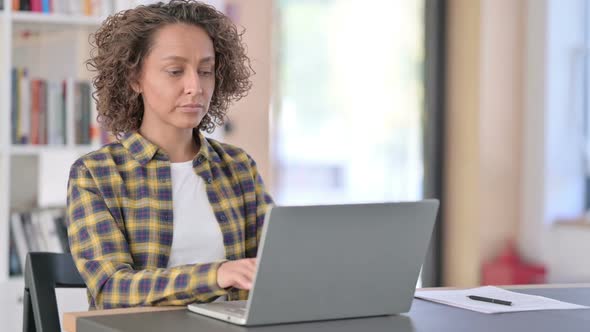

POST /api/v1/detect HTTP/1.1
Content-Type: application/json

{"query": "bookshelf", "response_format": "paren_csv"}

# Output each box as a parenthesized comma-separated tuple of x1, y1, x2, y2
(0, 0, 226, 283)
(1, 1, 229, 330)
(0, 1, 123, 285)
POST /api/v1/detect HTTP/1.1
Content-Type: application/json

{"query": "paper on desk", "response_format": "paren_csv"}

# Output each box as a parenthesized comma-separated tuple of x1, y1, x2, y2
(414, 286, 590, 314)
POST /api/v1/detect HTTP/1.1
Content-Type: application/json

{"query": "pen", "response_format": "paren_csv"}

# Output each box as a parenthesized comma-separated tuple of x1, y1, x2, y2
(467, 295, 512, 306)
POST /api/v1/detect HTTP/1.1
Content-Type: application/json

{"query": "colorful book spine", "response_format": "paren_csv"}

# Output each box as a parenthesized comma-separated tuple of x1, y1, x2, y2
(30, 79, 40, 144)
(19, 68, 30, 144)
(10, 67, 105, 146)
(13, 0, 120, 16)
(30, 0, 42, 12)
(11, 68, 19, 144)
(42, 0, 50, 13)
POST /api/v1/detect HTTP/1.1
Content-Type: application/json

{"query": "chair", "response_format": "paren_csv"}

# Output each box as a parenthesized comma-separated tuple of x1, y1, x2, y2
(23, 252, 86, 332)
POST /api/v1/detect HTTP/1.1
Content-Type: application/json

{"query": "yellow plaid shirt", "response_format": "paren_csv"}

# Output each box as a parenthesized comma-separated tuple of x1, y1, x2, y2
(66, 131, 274, 309)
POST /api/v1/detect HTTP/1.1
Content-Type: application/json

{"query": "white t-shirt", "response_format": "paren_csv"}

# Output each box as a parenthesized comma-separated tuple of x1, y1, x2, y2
(167, 160, 227, 300)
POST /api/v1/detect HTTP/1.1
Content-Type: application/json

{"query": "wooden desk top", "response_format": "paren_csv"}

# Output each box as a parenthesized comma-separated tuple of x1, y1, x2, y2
(63, 306, 185, 332)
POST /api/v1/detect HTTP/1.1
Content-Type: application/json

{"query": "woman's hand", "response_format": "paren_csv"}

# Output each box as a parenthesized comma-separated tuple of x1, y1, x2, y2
(216, 258, 257, 290)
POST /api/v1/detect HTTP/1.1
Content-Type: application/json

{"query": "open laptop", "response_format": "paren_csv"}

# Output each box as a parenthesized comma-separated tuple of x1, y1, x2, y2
(188, 200, 439, 326)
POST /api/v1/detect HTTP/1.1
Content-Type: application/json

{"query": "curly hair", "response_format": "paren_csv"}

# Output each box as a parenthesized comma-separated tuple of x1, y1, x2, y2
(86, 0, 252, 137)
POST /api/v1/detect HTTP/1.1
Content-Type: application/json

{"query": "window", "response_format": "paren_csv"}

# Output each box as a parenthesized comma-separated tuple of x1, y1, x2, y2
(274, 0, 426, 206)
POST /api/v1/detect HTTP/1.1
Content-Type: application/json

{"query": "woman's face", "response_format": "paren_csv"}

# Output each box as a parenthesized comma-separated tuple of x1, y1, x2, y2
(134, 23, 216, 132)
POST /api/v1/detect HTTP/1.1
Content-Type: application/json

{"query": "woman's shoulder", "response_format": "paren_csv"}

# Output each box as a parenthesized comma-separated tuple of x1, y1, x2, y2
(205, 137, 256, 167)
(70, 141, 127, 170)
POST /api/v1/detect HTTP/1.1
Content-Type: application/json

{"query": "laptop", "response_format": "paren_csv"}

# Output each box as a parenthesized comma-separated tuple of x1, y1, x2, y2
(188, 200, 439, 326)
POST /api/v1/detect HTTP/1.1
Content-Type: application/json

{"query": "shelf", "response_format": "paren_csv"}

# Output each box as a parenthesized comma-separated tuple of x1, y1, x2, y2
(11, 11, 104, 26)
(1, 6, 110, 284)
(10, 145, 97, 155)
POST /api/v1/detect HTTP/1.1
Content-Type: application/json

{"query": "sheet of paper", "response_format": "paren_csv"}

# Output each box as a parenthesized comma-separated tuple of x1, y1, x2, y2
(414, 286, 590, 314)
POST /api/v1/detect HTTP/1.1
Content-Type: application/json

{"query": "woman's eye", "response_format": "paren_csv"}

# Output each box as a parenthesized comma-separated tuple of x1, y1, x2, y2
(168, 69, 183, 76)
(199, 70, 214, 77)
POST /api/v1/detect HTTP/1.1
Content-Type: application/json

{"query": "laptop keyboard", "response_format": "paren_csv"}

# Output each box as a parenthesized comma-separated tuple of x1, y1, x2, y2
(207, 300, 248, 318)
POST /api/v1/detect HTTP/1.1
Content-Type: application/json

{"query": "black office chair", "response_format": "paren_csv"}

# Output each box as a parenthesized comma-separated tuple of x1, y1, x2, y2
(23, 252, 86, 332)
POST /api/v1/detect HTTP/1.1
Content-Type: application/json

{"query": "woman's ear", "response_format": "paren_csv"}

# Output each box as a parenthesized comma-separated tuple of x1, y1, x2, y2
(130, 70, 142, 93)
(130, 80, 142, 94)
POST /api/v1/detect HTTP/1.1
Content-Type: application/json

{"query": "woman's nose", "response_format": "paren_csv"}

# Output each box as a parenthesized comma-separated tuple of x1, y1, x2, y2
(184, 71, 203, 95)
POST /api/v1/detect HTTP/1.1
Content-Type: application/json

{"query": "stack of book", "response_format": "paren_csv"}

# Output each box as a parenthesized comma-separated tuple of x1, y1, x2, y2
(10, 67, 108, 146)
(9, 208, 69, 276)
(11, 68, 65, 145)
(12, 0, 115, 16)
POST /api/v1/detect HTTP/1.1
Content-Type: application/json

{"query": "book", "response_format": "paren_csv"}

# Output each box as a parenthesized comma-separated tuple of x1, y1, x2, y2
(41, 0, 50, 13)
(9, 208, 70, 274)
(18, 68, 31, 144)
(10, 212, 28, 272)
(38, 80, 47, 145)
(11, 68, 19, 144)
(21, 212, 39, 252)
(38, 209, 66, 252)
(8, 228, 22, 276)
(11, 69, 99, 146)
(20, 0, 30, 11)
(30, 79, 40, 144)
(31, 0, 42, 12)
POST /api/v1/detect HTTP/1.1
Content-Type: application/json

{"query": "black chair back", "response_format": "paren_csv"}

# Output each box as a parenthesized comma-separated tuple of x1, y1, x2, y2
(23, 252, 86, 332)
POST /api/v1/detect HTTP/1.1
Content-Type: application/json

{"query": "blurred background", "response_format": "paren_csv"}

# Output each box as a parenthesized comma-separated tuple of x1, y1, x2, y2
(1, 0, 590, 329)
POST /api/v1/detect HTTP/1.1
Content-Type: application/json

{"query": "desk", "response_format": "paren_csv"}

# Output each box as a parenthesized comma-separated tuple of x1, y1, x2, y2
(65, 285, 590, 332)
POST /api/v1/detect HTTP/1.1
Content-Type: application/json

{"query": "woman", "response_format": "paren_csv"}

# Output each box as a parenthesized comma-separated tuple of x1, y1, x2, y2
(66, 0, 274, 309)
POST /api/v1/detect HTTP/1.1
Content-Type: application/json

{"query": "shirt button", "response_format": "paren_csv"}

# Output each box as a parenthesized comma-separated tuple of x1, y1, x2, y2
(219, 214, 226, 221)
(207, 177, 213, 184)
(197, 156, 204, 163)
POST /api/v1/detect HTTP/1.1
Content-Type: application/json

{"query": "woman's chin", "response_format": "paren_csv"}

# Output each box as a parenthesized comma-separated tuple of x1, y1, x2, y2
(174, 117, 205, 130)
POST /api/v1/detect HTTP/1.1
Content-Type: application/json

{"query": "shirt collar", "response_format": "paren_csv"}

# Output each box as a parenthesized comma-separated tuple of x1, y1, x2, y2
(121, 130, 220, 166)
(195, 131, 213, 163)
(194, 131, 223, 165)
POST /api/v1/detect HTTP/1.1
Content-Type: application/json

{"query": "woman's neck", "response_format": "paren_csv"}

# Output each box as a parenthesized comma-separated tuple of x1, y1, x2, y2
(138, 125, 199, 163)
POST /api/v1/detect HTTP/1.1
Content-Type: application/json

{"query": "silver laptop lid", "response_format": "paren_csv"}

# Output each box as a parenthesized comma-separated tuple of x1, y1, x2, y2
(245, 200, 439, 325)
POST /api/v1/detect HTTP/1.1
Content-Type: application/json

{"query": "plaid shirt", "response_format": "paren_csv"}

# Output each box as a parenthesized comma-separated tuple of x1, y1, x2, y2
(66, 131, 274, 309)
